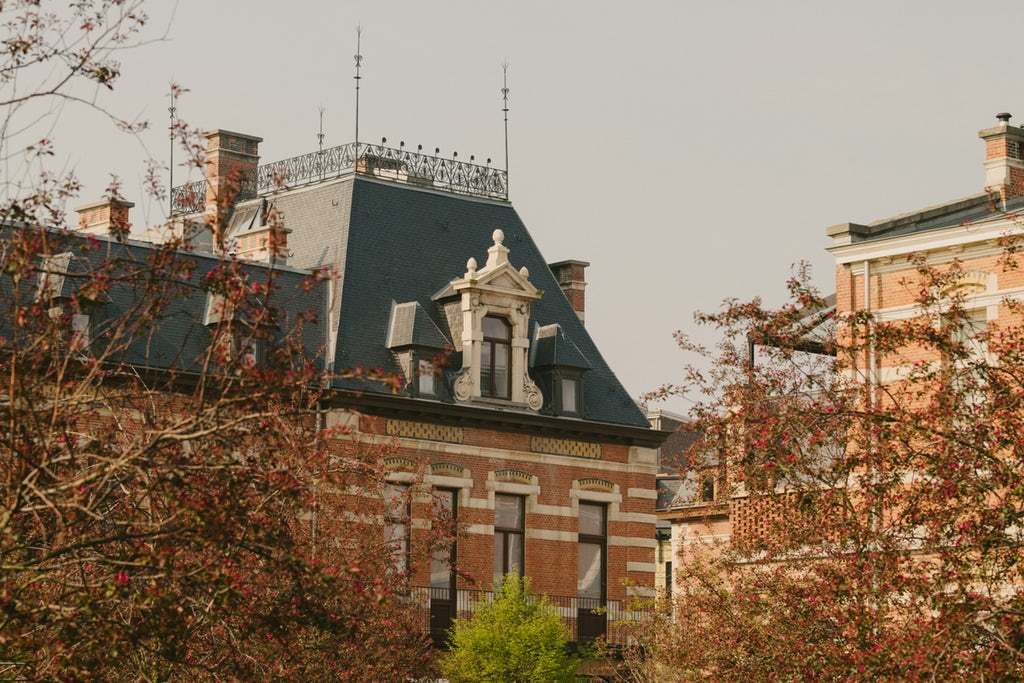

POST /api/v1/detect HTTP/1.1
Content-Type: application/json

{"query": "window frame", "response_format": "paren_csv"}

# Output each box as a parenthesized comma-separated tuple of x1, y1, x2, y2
(577, 501, 607, 603)
(493, 493, 526, 587)
(417, 357, 436, 397)
(481, 315, 512, 400)
(383, 482, 412, 577)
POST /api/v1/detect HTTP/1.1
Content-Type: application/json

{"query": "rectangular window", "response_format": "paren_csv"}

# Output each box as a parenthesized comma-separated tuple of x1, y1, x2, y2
(383, 483, 410, 575)
(577, 501, 608, 643)
(384, 484, 410, 574)
(430, 489, 458, 592)
(577, 502, 606, 599)
(493, 494, 525, 588)
(418, 359, 435, 396)
(665, 560, 672, 598)
(560, 378, 578, 413)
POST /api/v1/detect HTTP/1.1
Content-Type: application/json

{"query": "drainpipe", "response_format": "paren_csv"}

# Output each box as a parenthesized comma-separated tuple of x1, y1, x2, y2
(863, 259, 874, 406)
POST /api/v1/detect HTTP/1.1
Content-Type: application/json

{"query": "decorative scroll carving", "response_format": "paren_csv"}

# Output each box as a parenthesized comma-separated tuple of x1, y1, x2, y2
(454, 369, 474, 402)
(523, 376, 543, 412)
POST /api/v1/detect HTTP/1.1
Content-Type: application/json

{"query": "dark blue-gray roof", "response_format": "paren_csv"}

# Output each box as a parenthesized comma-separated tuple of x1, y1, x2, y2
(241, 175, 648, 428)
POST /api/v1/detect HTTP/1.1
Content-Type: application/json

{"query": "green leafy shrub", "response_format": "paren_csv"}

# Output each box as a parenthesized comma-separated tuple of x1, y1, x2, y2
(440, 574, 580, 682)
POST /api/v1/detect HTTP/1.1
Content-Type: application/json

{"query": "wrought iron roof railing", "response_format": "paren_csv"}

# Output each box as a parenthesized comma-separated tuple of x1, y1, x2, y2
(170, 179, 206, 215)
(170, 141, 508, 215)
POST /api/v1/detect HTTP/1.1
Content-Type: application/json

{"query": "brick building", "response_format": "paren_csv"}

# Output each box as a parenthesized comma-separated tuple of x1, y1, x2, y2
(99, 130, 667, 646)
(659, 113, 1024, 595)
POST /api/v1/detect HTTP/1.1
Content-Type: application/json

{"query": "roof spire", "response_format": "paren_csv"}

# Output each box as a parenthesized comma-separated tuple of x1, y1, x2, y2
(354, 25, 363, 158)
(501, 61, 510, 195)
(317, 104, 326, 179)
(168, 84, 177, 217)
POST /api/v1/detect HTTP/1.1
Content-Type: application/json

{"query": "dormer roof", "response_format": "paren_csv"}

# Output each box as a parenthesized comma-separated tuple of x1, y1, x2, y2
(386, 301, 450, 350)
(531, 323, 591, 370)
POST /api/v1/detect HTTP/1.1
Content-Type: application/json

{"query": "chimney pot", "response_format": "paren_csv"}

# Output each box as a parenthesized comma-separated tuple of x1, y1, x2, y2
(997, 112, 1012, 123)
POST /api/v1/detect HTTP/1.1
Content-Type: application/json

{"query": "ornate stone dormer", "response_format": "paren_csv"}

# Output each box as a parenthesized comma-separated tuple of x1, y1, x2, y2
(433, 229, 544, 410)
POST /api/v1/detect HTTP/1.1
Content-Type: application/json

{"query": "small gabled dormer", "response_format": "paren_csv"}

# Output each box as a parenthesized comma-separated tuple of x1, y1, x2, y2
(530, 323, 591, 417)
(433, 229, 544, 411)
(385, 301, 451, 398)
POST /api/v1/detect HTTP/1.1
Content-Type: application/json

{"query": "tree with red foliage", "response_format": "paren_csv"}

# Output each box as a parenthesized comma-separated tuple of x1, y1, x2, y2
(630, 261, 1024, 681)
(0, 2, 434, 679)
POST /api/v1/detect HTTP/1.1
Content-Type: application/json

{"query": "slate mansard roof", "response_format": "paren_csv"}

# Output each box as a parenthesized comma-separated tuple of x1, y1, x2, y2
(0, 229, 329, 376)
(226, 175, 650, 429)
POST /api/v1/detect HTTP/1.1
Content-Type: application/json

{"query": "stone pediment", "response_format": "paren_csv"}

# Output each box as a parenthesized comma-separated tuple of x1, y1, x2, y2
(432, 229, 541, 301)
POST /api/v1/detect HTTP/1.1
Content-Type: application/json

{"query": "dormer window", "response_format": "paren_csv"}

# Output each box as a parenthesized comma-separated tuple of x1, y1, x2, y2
(530, 323, 590, 417)
(481, 316, 511, 399)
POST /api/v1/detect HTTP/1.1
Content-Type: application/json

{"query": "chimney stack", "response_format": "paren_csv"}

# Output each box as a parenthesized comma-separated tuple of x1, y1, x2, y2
(979, 113, 1024, 203)
(75, 198, 133, 238)
(204, 129, 262, 247)
(548, 260, 589, 324)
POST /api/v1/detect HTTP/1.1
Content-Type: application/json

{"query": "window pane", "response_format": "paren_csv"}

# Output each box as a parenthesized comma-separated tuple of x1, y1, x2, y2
(493, 532, 506, 588)
(561, 378, 577, 413)
(579, 503, 605, 537)
(494, 342, 508, 398)
(481, 343, 493, 396)
(483, 316, 509, 340)
(385, 522, 408, 573)
(431, 547, 451, 589)
(508, 533, 523, 576)
(495, 494, 523, 530)
(418, 359, 434, 395)
(577, 542, 602, 598)
(384, 483, 408, 521)
(431, 490, 455, 589)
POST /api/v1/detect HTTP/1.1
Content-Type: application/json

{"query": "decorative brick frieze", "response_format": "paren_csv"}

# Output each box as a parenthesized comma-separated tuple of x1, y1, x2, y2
(385, 419, 464, 444)
(429, 461, 466, 478)
(493, 468, 534, 484)
(530, 435, 600, 459)
(383, 456, 416, 472)
(576, 477, 615, 493)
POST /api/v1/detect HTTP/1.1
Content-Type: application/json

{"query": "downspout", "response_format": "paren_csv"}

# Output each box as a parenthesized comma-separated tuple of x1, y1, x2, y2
(863, 259, 874, 406)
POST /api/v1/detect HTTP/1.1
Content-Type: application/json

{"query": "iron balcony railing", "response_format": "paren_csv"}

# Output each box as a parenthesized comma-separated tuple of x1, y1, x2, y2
(169, 141, 509, 215)
(406, 586, 648, 648)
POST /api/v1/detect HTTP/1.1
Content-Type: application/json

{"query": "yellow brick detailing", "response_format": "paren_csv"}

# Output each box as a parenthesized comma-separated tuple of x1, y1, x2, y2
(530, 436, 600, 459)
(494, 468, 534, 484)
(385, 419, 464, 444)
(383, 456, 417, 472)
(576, 477, 615, 492)
(430, 462, 465, 477)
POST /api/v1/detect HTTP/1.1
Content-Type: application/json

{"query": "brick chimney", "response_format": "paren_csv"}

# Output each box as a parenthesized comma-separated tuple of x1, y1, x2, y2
(75, 198, 133, 238)
(548, 260, 589, 324)
(204, 129, 262, 247)
(979, 113, 1024, 203)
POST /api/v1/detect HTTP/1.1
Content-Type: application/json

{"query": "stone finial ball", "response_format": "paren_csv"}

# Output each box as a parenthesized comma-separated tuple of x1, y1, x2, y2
(467, 257, 478, 271)
(492, 228, 505, 244)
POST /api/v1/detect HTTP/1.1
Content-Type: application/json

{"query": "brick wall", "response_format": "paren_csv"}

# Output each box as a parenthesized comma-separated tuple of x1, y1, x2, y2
(345, 411, 658, 601)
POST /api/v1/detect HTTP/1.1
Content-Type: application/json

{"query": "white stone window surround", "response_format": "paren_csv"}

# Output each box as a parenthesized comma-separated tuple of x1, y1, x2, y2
(437, 229, 544, 411)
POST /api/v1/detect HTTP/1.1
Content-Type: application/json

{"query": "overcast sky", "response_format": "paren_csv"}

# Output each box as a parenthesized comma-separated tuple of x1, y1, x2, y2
(47, 0, 1024, 414)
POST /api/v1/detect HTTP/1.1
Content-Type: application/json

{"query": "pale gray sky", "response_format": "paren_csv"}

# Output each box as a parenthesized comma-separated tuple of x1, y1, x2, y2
(46, 0, 1024, 413)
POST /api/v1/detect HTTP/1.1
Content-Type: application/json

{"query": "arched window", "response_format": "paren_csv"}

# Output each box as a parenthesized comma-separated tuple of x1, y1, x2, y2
(481, 316, 511, 399)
